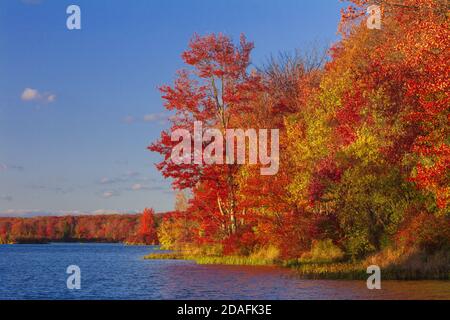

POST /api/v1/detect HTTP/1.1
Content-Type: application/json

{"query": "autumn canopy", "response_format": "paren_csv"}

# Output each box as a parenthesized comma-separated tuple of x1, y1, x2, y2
(150, 0, 449, 260)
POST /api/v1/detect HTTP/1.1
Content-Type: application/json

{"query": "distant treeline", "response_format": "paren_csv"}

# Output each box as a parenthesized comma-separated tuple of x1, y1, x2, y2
(0, 209, 160, 245)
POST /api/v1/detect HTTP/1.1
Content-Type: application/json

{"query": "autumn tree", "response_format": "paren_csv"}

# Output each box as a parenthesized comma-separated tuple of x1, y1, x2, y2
(149, 33, 264, 238)
(136, 208, 158, 245)
(340, 0, 449, 211)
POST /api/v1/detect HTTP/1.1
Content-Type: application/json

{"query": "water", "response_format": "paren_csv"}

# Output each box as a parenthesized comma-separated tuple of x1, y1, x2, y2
(0, 243, 448, 300)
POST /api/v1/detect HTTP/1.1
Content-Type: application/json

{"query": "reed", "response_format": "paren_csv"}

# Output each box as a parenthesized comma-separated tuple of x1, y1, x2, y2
(144, 246, 450, 280)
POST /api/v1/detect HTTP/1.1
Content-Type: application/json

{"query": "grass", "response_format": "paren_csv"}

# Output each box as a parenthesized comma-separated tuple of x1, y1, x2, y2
(298, 239, 345, 264)
(144, 244, 450, 280)
(144, 245, 281, 266)
(286, 247, 450, 280)
(144, 253, 278, 266)
(144, 252, 185, 260)
(190, 255, 279, 266)
(285, 261, 449, 280)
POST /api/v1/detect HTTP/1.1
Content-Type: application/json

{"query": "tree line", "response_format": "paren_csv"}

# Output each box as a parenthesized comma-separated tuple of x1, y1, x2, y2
(0, 209, 159, 245)
(150, 0, 449, 261)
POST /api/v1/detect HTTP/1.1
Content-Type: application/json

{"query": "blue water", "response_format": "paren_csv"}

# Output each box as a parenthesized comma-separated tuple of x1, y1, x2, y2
(0, 243, 448, 300)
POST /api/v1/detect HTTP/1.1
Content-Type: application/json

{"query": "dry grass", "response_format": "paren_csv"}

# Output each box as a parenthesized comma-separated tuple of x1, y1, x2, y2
(144, 245, 281, 266)
(144, 252, 185, 260)
(144, 245, 449, 280)
(299, 239, 344, 263)
(288, 248, 450, 280)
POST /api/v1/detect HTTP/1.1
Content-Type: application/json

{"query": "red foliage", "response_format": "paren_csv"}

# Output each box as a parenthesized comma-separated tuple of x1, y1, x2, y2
(335, 91, 365, 146)
(222, 228, 258, 256)
(0, 212, 160, 244)
(136, 208, 158, 245)
(308, 156, 342, 203)
(396, 212, 450, 252)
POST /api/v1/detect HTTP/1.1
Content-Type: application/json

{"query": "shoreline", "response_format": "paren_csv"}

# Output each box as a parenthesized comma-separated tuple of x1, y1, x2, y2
(144, 251, 450, 281)
(0, 240, 152, 245)
(0, 239, 123, 245)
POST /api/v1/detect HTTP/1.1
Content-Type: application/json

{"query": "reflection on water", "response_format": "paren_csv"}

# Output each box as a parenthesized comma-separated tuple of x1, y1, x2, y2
(0, 243, 448, 300)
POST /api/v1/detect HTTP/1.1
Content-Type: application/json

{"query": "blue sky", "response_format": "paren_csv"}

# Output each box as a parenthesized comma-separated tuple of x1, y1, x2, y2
(0, 0, 346, 216)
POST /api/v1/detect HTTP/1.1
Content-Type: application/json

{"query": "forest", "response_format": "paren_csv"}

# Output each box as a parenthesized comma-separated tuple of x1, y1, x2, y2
(0, 209, 159, 245)
(147, 0, 449, 278)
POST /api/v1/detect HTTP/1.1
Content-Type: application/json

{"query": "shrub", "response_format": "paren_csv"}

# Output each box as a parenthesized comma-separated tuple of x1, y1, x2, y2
(250, 245, 280, 262)
(396, 212, 450, 253)
(222, 229, 258, 256)
(300, 239, 344, 263)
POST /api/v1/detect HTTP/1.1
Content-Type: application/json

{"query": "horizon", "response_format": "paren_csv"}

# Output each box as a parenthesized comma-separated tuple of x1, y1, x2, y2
(0, 208, 171, 218)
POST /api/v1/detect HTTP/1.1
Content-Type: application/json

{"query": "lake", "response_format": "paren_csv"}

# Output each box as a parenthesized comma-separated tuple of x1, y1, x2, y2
(0, 243, 448, 300)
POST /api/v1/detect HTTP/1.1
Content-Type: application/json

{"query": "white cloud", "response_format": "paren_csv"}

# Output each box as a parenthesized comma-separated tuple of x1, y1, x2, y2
(21, 88, 39, 101)
(131, 183, 144, 191)
(99, 177, 113, 184)
(123, 112, 169, 124)
(98, 176, 128, 185)
(21, 87, 56, 103)
(97, 172, 164, 195)
(129, 184, 164, 192)
(47, 94, 56, 103)
(97, 171, 153, 185)
(101, 190, 120, 199)
(143, 112, 168, 123)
